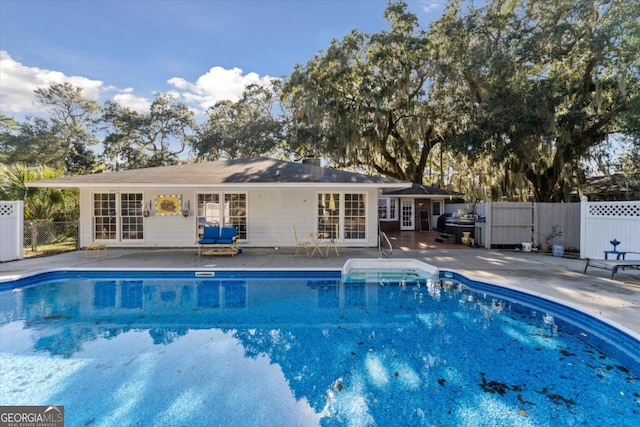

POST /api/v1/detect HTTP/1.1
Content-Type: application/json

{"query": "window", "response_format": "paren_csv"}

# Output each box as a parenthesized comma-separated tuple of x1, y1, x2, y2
(378, 199, 387, 219)
(432, 200, 441, 216)
(378, 197, 398, 221)
(344, 193, 366, 239)
(93, 193, 117, 240)
(317, 193, 339, 239)
(121, 193, 143, 240)
(197, 193, 221, 230)
(92, 192, 144, 242)
(225, 193, 247, 239)
(318, 192, 367, 241)
(197, 192, 247, 239)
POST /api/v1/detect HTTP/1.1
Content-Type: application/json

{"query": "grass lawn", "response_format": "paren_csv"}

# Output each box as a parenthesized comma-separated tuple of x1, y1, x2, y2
(23, 240, 77, 258)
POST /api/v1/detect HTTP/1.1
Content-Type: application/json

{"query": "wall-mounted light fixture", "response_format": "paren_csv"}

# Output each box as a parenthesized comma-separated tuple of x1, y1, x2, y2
(182, 200, 190, 217)
(143, 200, 152, 217)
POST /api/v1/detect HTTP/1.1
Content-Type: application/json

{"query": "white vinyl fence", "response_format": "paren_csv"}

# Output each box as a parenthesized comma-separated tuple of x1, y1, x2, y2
(580, 197, 640, 260)
(446, 202, 580, 251)
(0, 200, 24, 261)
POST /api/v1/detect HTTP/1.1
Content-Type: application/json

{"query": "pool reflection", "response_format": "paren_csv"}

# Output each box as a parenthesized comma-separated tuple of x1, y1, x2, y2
(0, 276, 523, 363)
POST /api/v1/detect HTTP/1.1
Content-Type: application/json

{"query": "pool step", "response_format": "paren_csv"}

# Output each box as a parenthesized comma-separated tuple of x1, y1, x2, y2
(342, 258, 439, 278)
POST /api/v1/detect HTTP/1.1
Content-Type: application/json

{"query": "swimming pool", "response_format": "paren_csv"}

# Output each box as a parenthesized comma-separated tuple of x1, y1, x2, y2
(1, 263, 639, 426)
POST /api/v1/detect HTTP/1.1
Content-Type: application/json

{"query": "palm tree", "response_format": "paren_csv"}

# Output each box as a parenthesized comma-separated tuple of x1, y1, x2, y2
(0, 163, 76, 220)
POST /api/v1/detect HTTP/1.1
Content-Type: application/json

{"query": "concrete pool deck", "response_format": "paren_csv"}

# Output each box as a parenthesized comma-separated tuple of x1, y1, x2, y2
(1, 246, 639, 335)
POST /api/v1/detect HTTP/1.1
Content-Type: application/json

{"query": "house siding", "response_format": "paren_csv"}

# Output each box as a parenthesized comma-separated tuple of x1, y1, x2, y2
(79, 186, 380, 248)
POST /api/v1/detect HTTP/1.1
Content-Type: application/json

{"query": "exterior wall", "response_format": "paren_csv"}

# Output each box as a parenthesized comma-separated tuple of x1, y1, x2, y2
(79, 186, 380, 248)
(379, 220, 399, 233)
(580, 197, 640, 259)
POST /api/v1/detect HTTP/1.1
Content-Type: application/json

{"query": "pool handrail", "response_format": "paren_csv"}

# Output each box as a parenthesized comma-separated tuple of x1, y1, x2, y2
(378, 231, 392, 257)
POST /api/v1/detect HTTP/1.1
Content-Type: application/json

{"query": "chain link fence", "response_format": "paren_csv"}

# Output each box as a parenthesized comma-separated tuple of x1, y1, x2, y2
(23, 220, 79, 254)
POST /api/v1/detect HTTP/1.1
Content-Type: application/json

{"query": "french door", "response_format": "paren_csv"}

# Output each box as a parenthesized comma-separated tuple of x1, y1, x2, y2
(196, 193, 247, 239)
(400, 199, 415, 230)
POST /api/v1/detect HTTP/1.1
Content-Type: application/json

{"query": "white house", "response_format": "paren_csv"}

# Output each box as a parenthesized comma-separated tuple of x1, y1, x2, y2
(27, 157, 412, 249)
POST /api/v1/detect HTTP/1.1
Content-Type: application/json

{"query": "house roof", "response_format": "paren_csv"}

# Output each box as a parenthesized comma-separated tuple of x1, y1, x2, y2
(383, 183, 462, 197)
(578, 174, 640, 201)
(26, 157, 412, 190)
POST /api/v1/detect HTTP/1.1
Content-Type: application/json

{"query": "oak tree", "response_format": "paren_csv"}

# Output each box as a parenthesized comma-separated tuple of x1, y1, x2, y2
(435, 0, 640, 201)
(193, 83, 284, 160)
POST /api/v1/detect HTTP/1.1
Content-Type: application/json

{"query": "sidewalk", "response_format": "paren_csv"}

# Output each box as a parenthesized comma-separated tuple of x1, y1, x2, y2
(1, 246, 639, 334)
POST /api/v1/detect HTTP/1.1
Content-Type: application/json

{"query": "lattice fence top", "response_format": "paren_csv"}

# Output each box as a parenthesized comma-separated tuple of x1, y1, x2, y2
(587, 202, 640, 217)
(0, 202, 16, 217)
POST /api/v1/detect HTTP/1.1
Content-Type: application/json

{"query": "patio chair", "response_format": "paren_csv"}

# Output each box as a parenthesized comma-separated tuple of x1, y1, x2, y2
(198, 225, 220, 256)
(214, 226, 239, 256)
(198, 225, 240, 256)
(218, 226, 237, 244)
(325, 223, 340, 257)
(198, 226, 220, 244)
(293, 225, 310, 257)
(583, 252, 640, 279)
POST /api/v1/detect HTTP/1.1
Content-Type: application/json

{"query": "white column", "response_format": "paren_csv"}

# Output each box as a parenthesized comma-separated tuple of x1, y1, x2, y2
(580, 196, 588, 259)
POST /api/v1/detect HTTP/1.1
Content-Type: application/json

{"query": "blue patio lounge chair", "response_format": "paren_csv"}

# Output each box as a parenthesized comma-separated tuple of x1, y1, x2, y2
(198, 226, 220, 245)
(198, 225, 239, 256)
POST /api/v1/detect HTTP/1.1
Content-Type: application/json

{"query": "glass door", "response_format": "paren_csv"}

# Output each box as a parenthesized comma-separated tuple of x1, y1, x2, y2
(400, 199, 415, 230)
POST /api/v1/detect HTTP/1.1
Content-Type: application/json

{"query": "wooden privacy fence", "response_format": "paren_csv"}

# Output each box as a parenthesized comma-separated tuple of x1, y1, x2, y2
(580, 196, 640, 259)
(446, 202, 580, 251)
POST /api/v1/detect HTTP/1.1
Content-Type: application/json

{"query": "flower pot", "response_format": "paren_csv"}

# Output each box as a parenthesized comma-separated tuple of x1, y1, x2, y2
(552, 244, 564, 257)
(461, 232, 471, 245)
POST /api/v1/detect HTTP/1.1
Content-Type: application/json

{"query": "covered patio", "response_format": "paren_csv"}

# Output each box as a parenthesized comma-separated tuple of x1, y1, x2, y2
(384, 230, 470, 251)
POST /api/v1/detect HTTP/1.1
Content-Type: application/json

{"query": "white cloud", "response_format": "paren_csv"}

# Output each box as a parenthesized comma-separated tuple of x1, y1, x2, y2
(420, 1, 442, 13)
(168, 66, 274, 112)
(0, 50, 103, 114)
(0, 51, 274, 118)
(112, 92, 151, 113)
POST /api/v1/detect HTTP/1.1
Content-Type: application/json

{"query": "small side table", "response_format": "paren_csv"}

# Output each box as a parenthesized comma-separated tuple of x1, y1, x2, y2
(307, 232, 326, 258)
(604, 250, 626, 260)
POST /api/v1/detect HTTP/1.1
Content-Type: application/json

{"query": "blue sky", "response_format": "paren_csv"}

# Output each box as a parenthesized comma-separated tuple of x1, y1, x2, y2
(0, 0, 444, 118)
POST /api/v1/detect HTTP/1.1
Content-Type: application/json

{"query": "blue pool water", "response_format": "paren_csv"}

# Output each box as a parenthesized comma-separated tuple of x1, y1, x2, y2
(0, 268, 639, 426)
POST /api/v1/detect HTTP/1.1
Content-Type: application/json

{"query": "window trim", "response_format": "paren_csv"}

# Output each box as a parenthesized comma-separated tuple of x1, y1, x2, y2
(91, 192, 144, 242)
(432, 200, 442, 216)
(317, 192, 367, 241)
(196, 191, 248, 240)
(378, 197, 398, 222)
(120, 192, 144, 241)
